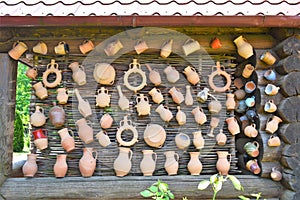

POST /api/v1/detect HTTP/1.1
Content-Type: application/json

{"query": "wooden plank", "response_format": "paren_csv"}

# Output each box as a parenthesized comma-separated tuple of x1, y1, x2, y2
(276, 54, 300, 75)
(279, 123, 300, 145)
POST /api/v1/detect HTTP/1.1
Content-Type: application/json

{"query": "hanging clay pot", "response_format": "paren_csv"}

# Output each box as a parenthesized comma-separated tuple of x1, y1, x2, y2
(8, 41, 28, 60)
(260, 51, 276, 66)
(42, 59, 62, 88)
(74, 88, 92, 118)
(95, 87, 111, 108)
(245, 81, 256, 94)
(208, 117, 220, 137)
(155, 105, 173, 122)
(93, 63, 116, 85)
(164, 65, 179, 83)
(79, 40, 94, 54)
(244, 123, 258, 138)
(216, 151, 231, 175)
(211, 38, 222, 49)
(117, 85, 130, 111)
(265, 84, 280, 96)
(226, 93, 236, 110)
(270, 167, 282, 181)
(124, 59, 147, 93)
(33, 41, 47, 55)
(242, 64, 255, 78)
(188, 152, 202, 175)
(143, 124, 166, 148)
(183, 66, 200, 85)
(264, 69, 277, 81)
(225, 117, 240, 135)
(175, 133, 190, 150)
(245, 96, 256, 108)
(53, 154, 68, 178)
(193, 131, 205, 150)
(26, 67, 38, 80)
(79, 148, 98, 177)
(57, 128, 75, 152)
(30, 106, 47, 127)
(49, 102, 65, 128)
(32, 129, 48, 150)
(246, 159, 261, 174)
(100, 113, 113, 129)
(22, 154, 38, 177)
(57, 88, 69, 104)
(234, 89, 246, 100)
(76, 118, 94, 144)
(197, 88, 210, 103)
(244, 141, 260, 157)
(116, 116, 138, 147)
(169, 87, 184, 104)
(68, 62, 87, 86)
(233, 36, 254, 59)
(216, 130, 227, 146)
(185, 85, 193, 106)
(160, 39, 173, 58)
(182, 39, 200, 56)
(134, 40, 148, 55)
(268, 135, 281, 147)
(33, 82, 48, 100)
(176, 106, 186, 126)
(146, 64, 161, 86)
(191, 106, 207, 125)
(104, 39, 123, 56)
(113, 147, 133, 177)
(164, 151, 179, 175)
(96, 131, 111, 147)
(149, 87, 164, 104)
(135, 94, 151, 116)
(140, 150, 157, 176)
(266, 115, 282, 134)
(208, 99, 222, 114)
(54, 41, 69, 55)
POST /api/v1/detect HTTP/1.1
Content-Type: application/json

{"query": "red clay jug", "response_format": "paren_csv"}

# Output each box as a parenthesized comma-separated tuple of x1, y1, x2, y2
(57, 128, 75, 152)
(32, 129, 48, 150)
(164, 151, 179, 175)
(226, 117, 240, 135)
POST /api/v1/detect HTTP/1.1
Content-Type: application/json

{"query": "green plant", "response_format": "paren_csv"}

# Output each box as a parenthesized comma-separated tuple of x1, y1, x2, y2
(198, 174, 243, 200)
(140, 179, 175, 200)
(13, 111, 25, 152)
(239, 192, 266, 200)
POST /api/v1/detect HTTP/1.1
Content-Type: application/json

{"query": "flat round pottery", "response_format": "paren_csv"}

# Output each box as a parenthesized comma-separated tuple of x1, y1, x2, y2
(144, 124, 166, 148)
(93, 63, 116, 85)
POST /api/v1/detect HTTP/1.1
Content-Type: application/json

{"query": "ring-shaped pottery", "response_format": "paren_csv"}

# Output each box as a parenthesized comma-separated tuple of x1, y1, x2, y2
(42, 59, 62, 88)
(116, 116, 138, 147)
(208, 62, 231, 93)
(124, 59, 147, 93)
(143, 124, 166, 148)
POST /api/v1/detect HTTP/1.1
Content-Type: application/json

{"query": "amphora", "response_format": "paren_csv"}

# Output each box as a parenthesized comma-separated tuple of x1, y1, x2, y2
(155, 105, 173, 122)
(216, 151, 231, 175)
(169, 87, 184, 104)
(76, 118, 94, 144)
(164, 151, 179, 175)
(136, 94, 151, 116)
(149, 87, 164, 104)
(176, 106, 186, 126)
(113, 147, 133, 177)
(57, 128, 75, 152)
(30, 106, 47, 127)
(79, 148, 98, 177)
(95, 87, 111, 108)
(188, 152, 202, 175)
(164, 66, 179, 83)
(68, 62, 86, 86)
(22, 154, 38, 177)
(191, 106, 207, 125)
(53, 154, 68, 178)
(140, 150, 157, 176)
(74, 89, 92, 118)
(183, 66, 200, 85)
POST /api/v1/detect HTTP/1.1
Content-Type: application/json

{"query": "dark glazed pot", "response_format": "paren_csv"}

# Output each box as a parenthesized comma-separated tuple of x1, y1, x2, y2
(49, 102, 65, 127)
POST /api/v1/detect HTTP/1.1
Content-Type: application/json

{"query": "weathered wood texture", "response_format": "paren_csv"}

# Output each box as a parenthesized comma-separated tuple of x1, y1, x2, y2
(276, 54, 300, 75)
(278, 72, 300, 97)
(279, 123, 300, 145)
(0, 54, 17, 186)
(278, 96, 300, 123)
(0, 175, 282, 200)
(273, 35, 300, 59)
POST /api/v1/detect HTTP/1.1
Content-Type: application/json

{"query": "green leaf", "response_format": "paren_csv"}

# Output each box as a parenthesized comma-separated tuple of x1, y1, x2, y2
(238, 195, 250, 200)
(227, 175, 243, 191)
(149, 185, 158, 193)
(140, 190, 154, 197)
(159, 182, 169, 193)
(198, 180, 210, 190)
(210, 174, 218, 184)
(214, 180, 223, 193)
(168, 191, 175, 199)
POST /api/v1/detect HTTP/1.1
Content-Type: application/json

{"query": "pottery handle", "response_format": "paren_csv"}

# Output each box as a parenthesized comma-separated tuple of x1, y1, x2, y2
(174, 153, 179, 162)
(160, 39, 169, 48)
(227, 153, 232, 163)
(69, 129, 75, 138)
(269, 99, 274, 103)
(39, 106, 44, 114)
(42, 129, 48, 136)
(116, 85, 123, 96)
(253, 141, 259, 149)
(53, 62, 59, 69)
(129, 149, 133, 160)
(251, 123, 256, 128)
(153, 152, 157, 162)
(119, 119, 124, 127)
(86, 120, 93, 126)
(92, 150, 98, 160)
(157, 88, 161, 93)
(104, 88, 109, 94)
(190, 66, 196, 72)
(97, 89, 101, 94)
(184, 39, 194, 45)
(135, 40, 142, 45)
(12, 41, 19, 48)
(79, 65, 85, 71)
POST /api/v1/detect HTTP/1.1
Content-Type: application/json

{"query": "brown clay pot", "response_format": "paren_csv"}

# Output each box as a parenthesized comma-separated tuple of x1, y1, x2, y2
(140, 150, 157, 176)
(57, 128, 75, 152)
(49, 102, 65, 128)
(216, 151, 231, 175)
(113, 147, 133, 177)
(53, 154, 68, 178)
(164, 151, 179, 175)
(193, 131, 205, 150)
(76, 118, 94, 144)
(187, 152, 202, 175)
(57, 88, 69, 104)
(22, 154, 38, 177)
(79, 148, 98, 177)
(225, 117, 240, 135)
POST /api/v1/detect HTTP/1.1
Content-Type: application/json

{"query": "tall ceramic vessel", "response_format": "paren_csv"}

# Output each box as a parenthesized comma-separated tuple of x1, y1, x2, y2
(164, 151, 179, 175)
(57, 128, 75, 152)
(188, 152, 202, 175)
(146, 64, 161, 86)
(117, 85, 129, 111)
(176, 106, 186, 126)
(74, 88, 92, 118)
(225, 117, 240, 135)
(53, 154, 68, 178)
(216, 151, 231, 175)
(185, 85, 193, 106)
(76, 118, 94, 144)
(79, 148, 98, 177)
(164, 66, 179, 83)
(68, 62, 87, 86)
(22, 154, 38, 177)
(266, 115, 282, 134)
(57, 88, 69, 104)
(226, 93, 236, 110)
(33, 82, 48, 100)
(140, 150, 157, 176)
(169, 87, 184, 104)
(233, 36, 254, 59)
(113, 147, 133, 177)
(193, 131, 204, 149)
(149, 87, 164, 104)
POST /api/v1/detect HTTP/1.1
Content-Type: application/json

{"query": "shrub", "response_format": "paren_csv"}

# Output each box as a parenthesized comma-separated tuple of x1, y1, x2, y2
(13, 111, 24, 152)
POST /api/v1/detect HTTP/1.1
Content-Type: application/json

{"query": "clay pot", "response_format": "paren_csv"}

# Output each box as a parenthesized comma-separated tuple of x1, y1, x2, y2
(26, 67, 38, 80)
(155, 105, 173, 122)
(160, 39, 173, 58)
(270, 167, 282, 181)
(117, 85, 129, 110)
(57, 128, 75, 152)
(216, 151, 231, 175)
(104, 40, 123, 56)
(100, 113, 113, 129)
(234, 89, 246, 100)
(76, 118, 94, 144)
(49, 102, 65, 128)
(242, 64, 255, 78)
(33, 41, 47, 55)
(188, 152, 202, 175)
(244, 123, 258, 138)
(216, 130, 227, 146)
(54, 41, 69, 55)
(149, 87, 164, 104)
(265, 84, 280, 96)
(33, 82, 48, 100)
(96, 131, 111, 147)
(140, 150, 157, 176)
(95, 87, 111, 108)
(22, 154, 38, 177)
(79, 40, 94, 54)
(246, 159, 261, 174)
(211, 38, 222, 49)
(260, 51, 276, 65)
(185, 85, 193, 106)
(79, 148, 98, 177)
(208, 100, 222, 114)
(191, 106, 207, 125)
(68, 62, 87, 86)
(135, 94, 151, 116)
(42, 59, 62, 88)
(146, 64, 161, 86)
(134, 40, 148, 54)
(57, 88, 69, 104)
(244, 141, 260, 157)
(32, 129, 48, 150)
(226, 93, 236, 110)
(116, 116, 138, 147)
(53, 154, 68, 178)
(264, 99, 277, 113)
(176, 106, 186, 126)
(169, 87, 184, 104)
(268, 135, 281, 147)
(93, 63, 116, 85)
(264, 69, 277, 81)
(182, 39, 200, 56)
(164, 151, 179, 175)
(266, 115, 282, 134)
(143, 124, 166, 148)
(113, 147, 133, 177)
(244, 81, 256, 94)
(193, 131, 205, 149)
(246, 109, 259, 121)
(234, 78, 244, 89)
(197, 87, 210, 103)
(226, 117, 240, 135)
(164, 66, 179, 83)
(183, 66, 200, 85)
(30, 106, 47, 127)
(8, 41, 28, 60)
(175, 133, 190, 150)
(233, 36, 254, 59)
(245, 96, 256, 108)
(74, 88, 92, 118)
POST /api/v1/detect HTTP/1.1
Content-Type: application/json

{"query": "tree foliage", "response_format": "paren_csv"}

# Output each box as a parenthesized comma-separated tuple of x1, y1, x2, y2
(13, 111, 24, 152)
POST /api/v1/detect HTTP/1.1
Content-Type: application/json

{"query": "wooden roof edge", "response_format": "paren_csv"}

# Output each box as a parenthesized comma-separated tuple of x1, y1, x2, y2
(1, 16, 300, 28)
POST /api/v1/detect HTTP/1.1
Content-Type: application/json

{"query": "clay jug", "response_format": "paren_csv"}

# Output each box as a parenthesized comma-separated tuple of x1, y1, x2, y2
(49, 102, 65, 128)
(53, 154, 68, 178)
(182, 39, 201, 56)
(100, 113, 113, 129)
(155, 104, 173, 122)
(183, 66, 200, 85)
(242, 64, 255, 78)
(149, 87, 164, 104)
(117, 85, 130, 110)
(216, 130, 227, 146)
(96, 131, 111, 147)
(208, 99, 222, 114)
(188, 152, 202, 175)
(143, 124, 166, 148)
(216, 151, 231, 175)
(191, 106, 207, 125)
(54, 41, 69, 55)
(22, 154, 38, 177)
(95, 87, 111, 108)
(233, 36, 254, 59)
(57, 128, 75, 152)
(175, 133, 190, 150)
(226, 93, 236, 110)
(8, 41, 28, 60)
(264, 99, 277, 113)
(260, 51, 276, 66)
(245, 96, 256, 108)
(265, 84, 280, 96)
(140, 150, 157, 176)
(169, 87, 184, 104)
(104, 39, 123, 56)
(113, 147, 133, 177)
(68, 62, 87, 86)
(164, 151, 179, 175)
(26, 67, 38, 80)
(164, 66, 179, 83)
(33, 41, 47, 55)
(79, 148, 98, 177)
(246, 159, 261, 174)
(93, 63, 116, 85)
(146, 64, 161, 86)
(197, 87, 209, 103)
(32, 129, 48, 150)
(185, 85, 193, 106)
(234, 89, 246, 100)
(134, 40, 148, 55)
(33, 82, 48, 100)
(74, 88, 92, 118)
(57, 88, 69, 104)
(266, 115, 282, 134)
(211, 38, 222, 49)
(193, 131, 205, 150)
(244, 124, 258, 138)
(208, 117, 220, 137)
(79, 40, 94, 54)
(176, 106, 186, 126)
(226, 117, 240, 135)
(76, 118, 94, 144)
(160, 39, 173, 58)
(136, 94, 151, 116)
(270, 167, 282, 181)
(244, 141, 260, 157)
(30, 106, 47, 127)
(268, 135, 281, 147)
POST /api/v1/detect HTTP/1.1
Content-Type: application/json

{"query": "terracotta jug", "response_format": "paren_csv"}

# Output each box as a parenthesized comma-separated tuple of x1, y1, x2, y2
(53, 154, 68, 178)
(233, 36, 254, 59)
(244, 141, 260, 157)
(169, 87, 184, 104)
(191, 106, 207, 125)
(79, 148, 98, 177)
(193, 131, 205, 150)
(266, 115, 282, 134)
(164, 66, 179, 83)
(246, 159, 261, 174)
(96, 131, 111, 147)
(226, 117, 240, 135)
(8, 41, 28, 60)
(264, 99, 277, 113)
(245, 96, 256, 108)
(136, 94, 151, 116)
(140, 150, 157, 176)
(113, 147, 133, 177)
(160, 39, 173, 58)
(30, 106, 47, 127)
(104, 39, 123, 56)
(68, 62, 87, 86)
(100, 113, 113, 129)
(182, 39, 201, 56)
(146, 64, 161, 86)
(76, 118, 94, 144)
(143, 124, 166, 148)
(185, 85, 193, 106)
(22, 154, 38, 177)
(211, 38, 222, 49)
(183, 66, 200, 85)
(208, 99, 222, 114)
(242, 64, 255, 78)
(216, 130, 227, 146)
(149, 87, 164, 104)
(188, 152, 202, 175)
(32, 129, 48, 150)
(33, 82, 48, 100)
(164, 151, 179, 175)
(216, 151, 231, 175)
(155, 104, 173, 122)
(95, 87, 111, 108)
(117, 85, 130, 110)
(49, 102, 65, 128)
(244, 124, 258, 138)
(268, 135, 281, 147)
(26, 67, 38, 80)
(208, 117, 220, 137)
(175, 133, 190, 150)
(270, 167, 282, 181)
(197, 87, 210, 103)
(226, 93, 236, 110)
(176, 106, 186, 126)
(79, 40, 94, 54)
(93, 63, 116, 85)
(74, 88, 92, 118)
(57, 88, 69, 104)
(265, 84, 280, 96)
(57, 128, 75, 152)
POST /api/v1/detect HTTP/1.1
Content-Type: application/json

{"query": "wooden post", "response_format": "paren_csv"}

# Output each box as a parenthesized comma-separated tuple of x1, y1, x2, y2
(0, 54, 17, 186)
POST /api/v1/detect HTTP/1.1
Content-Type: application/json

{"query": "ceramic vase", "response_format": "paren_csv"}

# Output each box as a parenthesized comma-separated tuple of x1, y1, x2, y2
(155, 105, 173, 122)
(164, 151, 179, 175)
(233, 36, 254, 59)
(100, 113, 113, 129)
(95, 87, 111, 108)
(53, 154, 68, 178)
(246, 159, 261, 174)
(74, 88, 92, 118)
(244, 141, 260, 157)
(226, 93, 236, 110)
(22, 154, 38, 177)
(183, 66, 200, 85)
(135, 94, 151, 116)
(96, 131, 111, 147)
(191, 106, 207, 125)
(149, 87, 164, 104)
(216, 130, 227, 146)
(68, 62, 87, 86)
(146, 64, 161, 86)
(49, 102, 65, 128)
(226, 117, 240, 135)
(76, 118, 94, 144)
(208, 100, 222, 114)
(175, 133, 190, 150)
(244, 123, 258, 138)
(188, 152, 202, 175)
(57, 128, 75, 152)
(185, 85, 193, 106)
(164, 66, 179, 83)
(113, 147, 133, 177)
(193, 131, 205, 150)
(79, 148, 98, 177)
(140, 150, 157, 176)
(176, 106, 186, 126)
(33, 82, 48, 100)
(169, 87, 184, 104)
(266, 115, 282, 134)
(57, 88, 69, 104)
(116, 85, 130, 110)
(216, 151, 231, 175)
(160, 39, 173, 58)
(30, 106, 47, 127)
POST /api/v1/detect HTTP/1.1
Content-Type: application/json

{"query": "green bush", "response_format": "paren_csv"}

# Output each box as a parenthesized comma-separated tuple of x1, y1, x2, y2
(13, 111, 25, 152)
